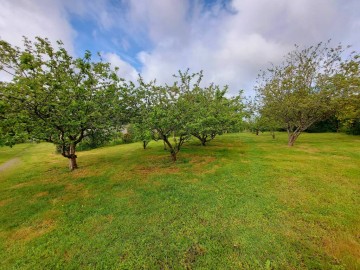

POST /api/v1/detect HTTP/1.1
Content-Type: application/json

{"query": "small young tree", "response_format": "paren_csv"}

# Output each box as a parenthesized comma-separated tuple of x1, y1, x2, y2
(0, 37, 126, 170)
(183, 83, 244, 146)
(244, 99, 266, 136)
(132, 123, 154, 149)
(256, 42, 356, 146)
(134, 72, 207, 161)
(129, 81, 157, 150)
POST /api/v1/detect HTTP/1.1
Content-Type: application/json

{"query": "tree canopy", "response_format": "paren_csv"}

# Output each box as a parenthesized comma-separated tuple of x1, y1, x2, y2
(131, 71, 245, 160)
(0, 37, 127, 170)
(255, 42, 359, 146)
(133, 72, 196, 161)
(1, 36, 359, 170)
(182, 80, 244, 146)
(331, 55, 360, 133)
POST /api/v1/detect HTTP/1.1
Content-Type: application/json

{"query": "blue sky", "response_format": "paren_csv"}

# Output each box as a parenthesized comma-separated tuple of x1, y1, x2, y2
(68, 0, 233, 69)
(1, 0, 359, 95)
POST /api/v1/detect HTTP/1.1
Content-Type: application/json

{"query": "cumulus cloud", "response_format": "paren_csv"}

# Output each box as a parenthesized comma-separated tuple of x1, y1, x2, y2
(126, 0, 190, 43)
(0, 0, 76, 81)
(102, 52, 138, 82)
(1, 0, 359, 95)
(63, 0, 121, 31)
(132, 0, 360, 95)
(0, 0, 75, 51)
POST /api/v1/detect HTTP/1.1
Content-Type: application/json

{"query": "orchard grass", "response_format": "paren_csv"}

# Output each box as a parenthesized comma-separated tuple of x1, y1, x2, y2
(0, 144, 33, 165)
(0, 133, 359, 269)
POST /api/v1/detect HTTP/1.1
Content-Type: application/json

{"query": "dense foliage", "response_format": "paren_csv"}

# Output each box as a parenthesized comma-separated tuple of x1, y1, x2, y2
(255, 42, 359, 146)
(0, 37, 126, 169)
(132, 71, 244, 160)
(0, 37, 359, 168)
(182, 76, 244, 146)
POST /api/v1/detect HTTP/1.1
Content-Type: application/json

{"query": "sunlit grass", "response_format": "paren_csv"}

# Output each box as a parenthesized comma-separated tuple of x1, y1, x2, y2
(0, 132, 359, 269)
(0, 143, 35, 165)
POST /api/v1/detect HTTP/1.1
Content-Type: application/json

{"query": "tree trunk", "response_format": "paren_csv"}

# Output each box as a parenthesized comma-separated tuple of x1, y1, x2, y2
(143, 140, 148, 149)
(171, 151, 177, 162)
(192, 133, 207, 146)
(68, 144, 78, 170)
(163, 136, 177, 162)
(271, 131, 275, 139)
(288, 132, 300, 146)
(256, 129, 259, 135)
(69, 156, 78, 170)
(201, 138, 206, 146)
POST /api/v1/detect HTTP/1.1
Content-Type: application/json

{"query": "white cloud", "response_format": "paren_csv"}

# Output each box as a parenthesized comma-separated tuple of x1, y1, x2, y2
(126, 0, 190, 43)
(102, 52, 138, 82)
(0, 0, 76, 81)
(63, 0, 118, 31)
(0, 0, 75, 51)
(134, 0, 360, 96)
(1, 0, 359, 96)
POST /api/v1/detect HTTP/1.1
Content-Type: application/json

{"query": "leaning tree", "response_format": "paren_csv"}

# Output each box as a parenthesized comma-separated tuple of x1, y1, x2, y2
(256, 41, 358, 146)
(0, 37, 127, 170)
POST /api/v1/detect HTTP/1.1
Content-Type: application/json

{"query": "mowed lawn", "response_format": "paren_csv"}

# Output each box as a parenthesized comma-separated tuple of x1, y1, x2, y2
(0, 133, 359, 269)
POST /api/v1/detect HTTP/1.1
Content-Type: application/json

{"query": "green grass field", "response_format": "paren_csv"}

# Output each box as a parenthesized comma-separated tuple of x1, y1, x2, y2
(0, 133, 359, 269)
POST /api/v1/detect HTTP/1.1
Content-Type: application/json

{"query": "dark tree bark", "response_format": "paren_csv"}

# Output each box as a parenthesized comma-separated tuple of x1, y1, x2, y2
(170, 151, 177, 162)
(193, 134, 207, 146)
(192, 133, 216, 146)
(60, 142, 79, 171)
(163, 136, 177, 162)
(69, 155, 78, 170)
(68, 143, 78, 170)
(143, 140, 149, 149)
(161, 134, 188, 162)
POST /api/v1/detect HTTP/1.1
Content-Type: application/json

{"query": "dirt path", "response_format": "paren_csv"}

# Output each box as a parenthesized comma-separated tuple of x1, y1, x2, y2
(0, 158, 21, 173)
